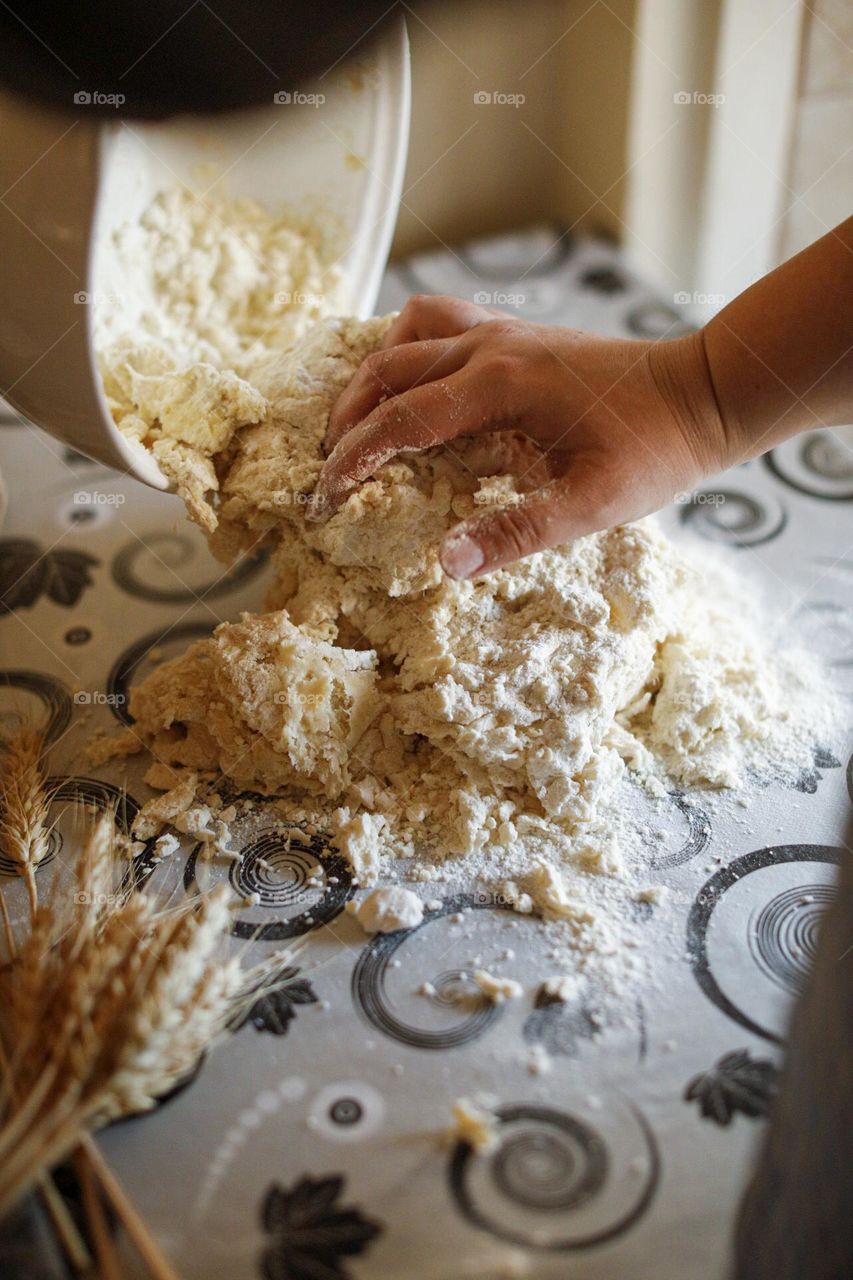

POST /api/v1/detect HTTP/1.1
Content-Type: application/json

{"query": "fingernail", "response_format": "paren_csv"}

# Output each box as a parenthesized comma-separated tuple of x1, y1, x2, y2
(441, 532, 484, 579)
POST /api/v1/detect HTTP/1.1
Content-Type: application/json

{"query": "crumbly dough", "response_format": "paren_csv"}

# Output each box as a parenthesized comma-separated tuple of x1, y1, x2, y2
(96, 192, 837, 955)
(347, 886, 424, 934)
(110, 313, 833, 901)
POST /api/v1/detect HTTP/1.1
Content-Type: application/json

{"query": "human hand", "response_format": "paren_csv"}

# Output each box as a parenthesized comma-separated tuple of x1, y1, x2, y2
(314, 294, 729, 578)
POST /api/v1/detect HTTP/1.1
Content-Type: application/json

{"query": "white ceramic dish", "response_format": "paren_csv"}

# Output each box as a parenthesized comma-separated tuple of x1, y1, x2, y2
(0, 17, 409, 488)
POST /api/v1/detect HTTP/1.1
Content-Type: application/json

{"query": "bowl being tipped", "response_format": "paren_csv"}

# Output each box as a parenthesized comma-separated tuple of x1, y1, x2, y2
(0, 16, 410, 488)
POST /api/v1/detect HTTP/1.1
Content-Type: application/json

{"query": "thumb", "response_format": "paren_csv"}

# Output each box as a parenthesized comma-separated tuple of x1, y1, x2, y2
(439, 478, 605, 579)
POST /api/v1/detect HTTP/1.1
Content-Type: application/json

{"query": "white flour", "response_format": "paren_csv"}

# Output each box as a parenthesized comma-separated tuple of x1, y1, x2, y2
(94, 191, 840, 997)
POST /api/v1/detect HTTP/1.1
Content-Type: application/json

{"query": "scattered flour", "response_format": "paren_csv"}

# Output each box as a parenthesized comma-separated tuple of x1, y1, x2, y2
(93, 189, 841, 996)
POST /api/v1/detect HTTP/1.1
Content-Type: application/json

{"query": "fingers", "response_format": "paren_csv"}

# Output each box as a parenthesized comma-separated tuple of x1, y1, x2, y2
(439, 474, 609, 578)
(313, 375, 492, 518)
(326, 335, 473, 453)
(380, 294, 494, 349)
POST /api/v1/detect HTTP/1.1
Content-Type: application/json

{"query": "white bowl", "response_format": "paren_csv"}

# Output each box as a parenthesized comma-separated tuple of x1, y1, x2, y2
(0, 17, 409, 487)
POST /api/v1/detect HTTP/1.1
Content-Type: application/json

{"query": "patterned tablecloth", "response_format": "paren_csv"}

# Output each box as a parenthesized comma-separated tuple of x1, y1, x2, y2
(0, 227, 851, 1280)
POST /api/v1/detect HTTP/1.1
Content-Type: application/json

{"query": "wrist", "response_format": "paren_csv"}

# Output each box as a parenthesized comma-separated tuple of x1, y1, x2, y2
(646, 329, 735, 474)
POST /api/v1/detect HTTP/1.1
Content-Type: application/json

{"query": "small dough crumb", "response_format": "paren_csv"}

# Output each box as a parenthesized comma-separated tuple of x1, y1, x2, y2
(636, 885, 668, 905)
(132, 771, 198, 840)
(450, 1098, 499, 1153)
(526, 1044, 552, 1076)
(347, 886, 424, 934)
(474, 970, 523, 1004)
(539, 974, 580, 1004)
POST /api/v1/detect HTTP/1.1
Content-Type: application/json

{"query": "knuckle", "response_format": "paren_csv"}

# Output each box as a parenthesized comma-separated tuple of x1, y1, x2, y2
(484, 348, 524, 387)
(405, 292, 437, 317)
(492, 506, 546, 561)
(362, 349, 392, 382)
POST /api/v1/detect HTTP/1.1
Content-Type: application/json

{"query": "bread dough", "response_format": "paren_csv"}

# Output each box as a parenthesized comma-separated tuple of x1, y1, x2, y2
(96, 193, 836, 947)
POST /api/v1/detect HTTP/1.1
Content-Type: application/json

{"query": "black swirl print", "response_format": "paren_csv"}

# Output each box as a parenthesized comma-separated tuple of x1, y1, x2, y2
(351, 894, 510, 1050)
(678, 489, 787, 547)
(765, 429, 853, 501)
(0, 670, 72, 743)
(448, 1101, 659, 1250)
(112, 531, 267, 603)
(687, 844, 841, 1043)
(183, 796, 352, 942)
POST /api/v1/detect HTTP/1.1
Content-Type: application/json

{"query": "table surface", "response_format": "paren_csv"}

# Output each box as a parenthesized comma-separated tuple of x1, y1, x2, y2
(1, 226, 851, 1280)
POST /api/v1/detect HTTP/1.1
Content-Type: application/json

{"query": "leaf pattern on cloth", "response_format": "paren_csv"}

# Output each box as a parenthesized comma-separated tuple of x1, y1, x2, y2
(0, 539, 99, 613)
(684, 1050, 780, 1125)
(259, 1174, 382, 1280)
(233, 965, 318, 1037)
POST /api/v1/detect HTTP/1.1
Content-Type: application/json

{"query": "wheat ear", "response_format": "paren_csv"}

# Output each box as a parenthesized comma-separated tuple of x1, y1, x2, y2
(0, 810, 294, 1218)
(0, 728, 52, 917)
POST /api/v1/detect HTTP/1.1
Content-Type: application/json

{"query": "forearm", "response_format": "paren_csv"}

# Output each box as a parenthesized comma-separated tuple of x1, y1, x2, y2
(702, 216, 853, 462)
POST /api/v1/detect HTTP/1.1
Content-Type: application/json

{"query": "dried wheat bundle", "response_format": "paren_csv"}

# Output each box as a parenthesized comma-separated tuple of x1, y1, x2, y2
(0, 810, 285, 1216)
(0, 727, 52, 915)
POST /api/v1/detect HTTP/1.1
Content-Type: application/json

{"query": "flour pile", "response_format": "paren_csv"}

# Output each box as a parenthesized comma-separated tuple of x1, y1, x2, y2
(94, 191, 837, 972)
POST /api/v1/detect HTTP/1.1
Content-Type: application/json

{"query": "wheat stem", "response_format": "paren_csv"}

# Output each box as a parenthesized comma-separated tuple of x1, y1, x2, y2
(75, 1145, 123, 1280)
(81, 1138, 182, 1280)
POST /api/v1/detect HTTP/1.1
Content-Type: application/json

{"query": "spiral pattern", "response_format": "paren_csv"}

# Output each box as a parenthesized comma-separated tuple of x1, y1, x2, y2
(765, 430, 853, 500)
(351, 896, 506, 1050)
(449, 1102, 659, 1249)
(492, 1120, 607, 1211)
(0, 670, 72, 744)
(184, 810, 352, 942)
(687, 844, 842, 1044)
(0, 775, 143, 877)
(306, 1081, 386, 1143)
(678, 489, 787, 547)
(229, 837, 320, 908)
(750, 884, 834, 995)
(648, 791, 711, 870)
(111, 531, 267, 603)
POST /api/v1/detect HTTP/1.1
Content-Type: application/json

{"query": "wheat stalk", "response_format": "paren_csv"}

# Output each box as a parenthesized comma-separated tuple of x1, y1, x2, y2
(0, 810, 290, 1217)
(0, 727, 52, 917)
